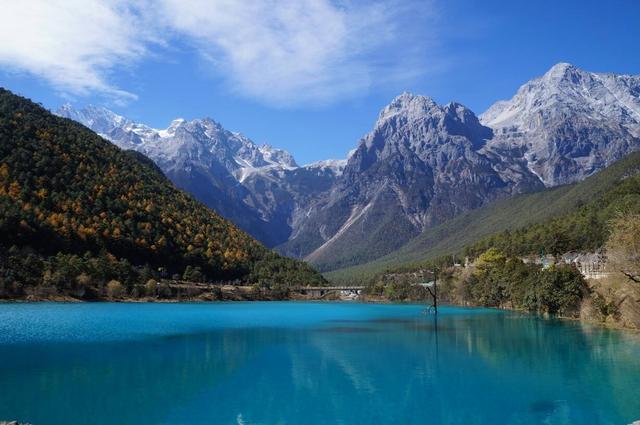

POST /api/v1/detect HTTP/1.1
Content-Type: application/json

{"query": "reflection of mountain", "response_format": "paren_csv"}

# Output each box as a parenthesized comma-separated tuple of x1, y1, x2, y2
(168, 312, 640, 424)
(3, 309, 640, 424)
(461, 314, 640, 422)
(0, 330, 263, 425)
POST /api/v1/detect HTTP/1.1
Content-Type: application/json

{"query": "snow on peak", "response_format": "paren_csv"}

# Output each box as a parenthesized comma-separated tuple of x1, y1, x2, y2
(56, 103, 301, 182)
(259, 144, 298, 168)
(480, 63, 640, 130)
(304, 158, 347, 176)
(170, 117, 186, 127)
(545, 62, 575, 77)
(57, 102, 75, 115)
(56, 104, 130, 135)
(480, 62, 640, 186)
(157, 118, 186, 137)
(376, 92, 438, 126)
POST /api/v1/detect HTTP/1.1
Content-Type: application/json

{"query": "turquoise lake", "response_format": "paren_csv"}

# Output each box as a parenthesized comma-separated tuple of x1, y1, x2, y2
(1, 302, 639, 424)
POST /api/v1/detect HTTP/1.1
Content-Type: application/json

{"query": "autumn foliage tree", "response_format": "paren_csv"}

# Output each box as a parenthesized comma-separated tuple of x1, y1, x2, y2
(0, 88, 325, 298)
(606, 212, 640, 283)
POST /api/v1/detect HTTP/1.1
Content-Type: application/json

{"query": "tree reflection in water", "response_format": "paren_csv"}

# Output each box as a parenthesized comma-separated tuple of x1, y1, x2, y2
(1, 306, 639, 425)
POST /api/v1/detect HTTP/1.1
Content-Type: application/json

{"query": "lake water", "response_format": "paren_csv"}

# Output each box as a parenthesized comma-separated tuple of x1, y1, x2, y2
(1, 302, 639, 425)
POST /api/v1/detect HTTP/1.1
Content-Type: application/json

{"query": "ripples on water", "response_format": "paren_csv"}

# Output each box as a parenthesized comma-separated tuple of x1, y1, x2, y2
(0, 302, 639, 424)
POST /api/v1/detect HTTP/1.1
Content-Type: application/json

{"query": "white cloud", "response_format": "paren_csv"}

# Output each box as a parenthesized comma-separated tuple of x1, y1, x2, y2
(0, 0, 156, 101)
(0, 0, 438, 106)
(158, 0, 437, 105)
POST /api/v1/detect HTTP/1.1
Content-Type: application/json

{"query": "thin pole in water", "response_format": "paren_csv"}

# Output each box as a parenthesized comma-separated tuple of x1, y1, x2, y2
(423, 269, 438, 314)
(434, 268, 438, 315)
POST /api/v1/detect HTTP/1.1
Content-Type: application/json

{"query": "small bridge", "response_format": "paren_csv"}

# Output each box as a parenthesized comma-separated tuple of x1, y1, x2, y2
(156, 281, 366, 299)
(292, 286, 365, 298)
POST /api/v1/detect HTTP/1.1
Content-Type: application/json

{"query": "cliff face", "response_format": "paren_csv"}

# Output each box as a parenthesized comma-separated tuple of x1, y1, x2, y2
(277, 93, 544, 270)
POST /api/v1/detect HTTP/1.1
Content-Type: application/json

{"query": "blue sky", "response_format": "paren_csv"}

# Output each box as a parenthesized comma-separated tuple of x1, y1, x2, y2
(1, 0, 639, 164)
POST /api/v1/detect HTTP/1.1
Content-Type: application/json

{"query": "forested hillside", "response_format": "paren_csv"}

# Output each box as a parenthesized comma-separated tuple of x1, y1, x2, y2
(354, 154, 640, 324)
(0, 88, 325, 299)
(328, 152, 640, 283)
(462, 172, 640, 259)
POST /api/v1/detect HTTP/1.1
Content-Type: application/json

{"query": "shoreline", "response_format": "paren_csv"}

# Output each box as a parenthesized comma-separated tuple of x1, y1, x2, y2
(0, 288, 344, 303)
(3, 295, 639, 333)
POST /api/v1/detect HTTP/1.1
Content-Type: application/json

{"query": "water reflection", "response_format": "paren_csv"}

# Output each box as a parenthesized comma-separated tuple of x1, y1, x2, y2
(0, 305, 639, 425)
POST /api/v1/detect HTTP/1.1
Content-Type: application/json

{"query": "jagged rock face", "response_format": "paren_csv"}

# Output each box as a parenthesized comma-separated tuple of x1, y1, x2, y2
(342, 94, 506, 229)
(56, 105, 340, 247)
(277, 93, 544, 269)
(280, 63, 640, 269)
(481, 63, 640, 186)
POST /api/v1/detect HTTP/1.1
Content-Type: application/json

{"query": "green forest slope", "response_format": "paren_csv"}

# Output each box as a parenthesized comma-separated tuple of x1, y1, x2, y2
(0, 88, 325, 299)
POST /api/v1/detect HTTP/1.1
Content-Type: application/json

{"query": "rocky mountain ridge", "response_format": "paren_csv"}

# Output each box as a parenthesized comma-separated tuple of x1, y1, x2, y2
(481, 62, 640, 186)
(56, 105, 344, 247)
(57, 63, 640, 271)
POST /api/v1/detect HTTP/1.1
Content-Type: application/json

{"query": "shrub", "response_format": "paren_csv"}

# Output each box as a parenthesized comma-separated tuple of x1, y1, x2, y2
(182, 265, 205, 282)
(591, 292, 620, 320)
(145, 279, 158, 296)
(523, 264, 587, 316)
(76, 273, 92, 288)
(606, 212, 640, 283)
(106, 280, 124, 299)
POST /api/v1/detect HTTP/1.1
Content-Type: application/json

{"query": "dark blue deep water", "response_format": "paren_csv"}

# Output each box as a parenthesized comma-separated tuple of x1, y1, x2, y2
(1, 302, 639, 424)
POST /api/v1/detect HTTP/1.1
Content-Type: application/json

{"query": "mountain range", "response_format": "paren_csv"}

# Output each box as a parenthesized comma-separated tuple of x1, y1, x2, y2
(326, 151, 640, 284)
(57, 63, 640, 272)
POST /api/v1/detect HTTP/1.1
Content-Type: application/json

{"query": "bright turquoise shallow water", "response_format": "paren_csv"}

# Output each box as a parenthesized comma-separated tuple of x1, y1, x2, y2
(1, 303, 639, 425)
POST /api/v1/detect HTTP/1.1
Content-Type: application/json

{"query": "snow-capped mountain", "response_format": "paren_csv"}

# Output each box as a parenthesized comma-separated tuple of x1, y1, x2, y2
(57, 63, 640, 271)
(279, 65, 640, 270)
(481, 63, 640, 186)
(57, 103, 132, 135)
(58, 104, 298, 174)
(304, 158, 348, 176)
(277, 93, 542, 269)
(56, 105, 334, 246)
